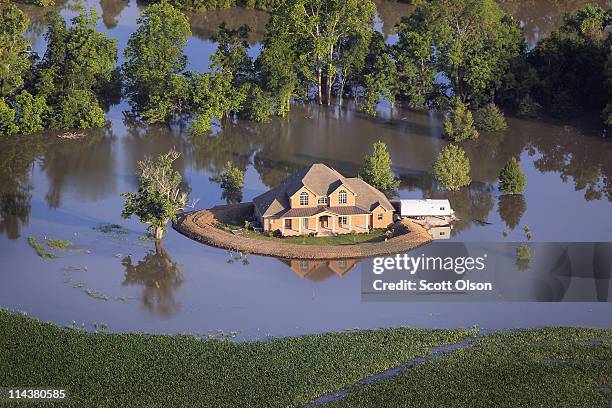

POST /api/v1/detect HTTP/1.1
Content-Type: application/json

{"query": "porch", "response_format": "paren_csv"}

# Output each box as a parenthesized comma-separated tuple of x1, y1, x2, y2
(280, 213, 369, 237)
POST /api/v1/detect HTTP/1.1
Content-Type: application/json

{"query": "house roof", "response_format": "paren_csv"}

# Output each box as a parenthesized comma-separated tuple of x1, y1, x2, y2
(253, 163, 394, 217)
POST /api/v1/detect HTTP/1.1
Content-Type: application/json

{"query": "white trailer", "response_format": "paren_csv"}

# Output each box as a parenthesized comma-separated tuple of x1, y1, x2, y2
(394, 199, 454, 218)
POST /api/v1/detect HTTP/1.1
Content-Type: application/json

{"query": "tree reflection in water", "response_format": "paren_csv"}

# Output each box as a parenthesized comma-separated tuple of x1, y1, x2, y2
(0, 135, 47, 240)
(498, 194, 527, 231)
(99, 0, 128, 29)
(122, 242, 184, 317)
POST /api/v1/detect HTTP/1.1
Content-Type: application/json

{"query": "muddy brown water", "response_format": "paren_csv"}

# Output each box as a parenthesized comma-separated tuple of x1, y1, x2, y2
(1, 0, 611, 339)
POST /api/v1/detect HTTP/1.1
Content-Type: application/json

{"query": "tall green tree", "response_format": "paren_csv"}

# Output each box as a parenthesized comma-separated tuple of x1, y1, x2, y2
(360, 33, 399, 116)
(122, 149, 189, 241)
(255, 16, 300, 116)
(498, 157, 526, 194)
(336, 32, 371, 103)
(529, 5, 611, 118)
(13, 90, 47, 135)
(402, 0, 524, 106)
(359, 141, 399, 194)
(393, 14, 438, 108)
(123, 1, 191, 123)
(188, 71, 245, 134)
(0, 98, 18, 135)
(39, 9, 117, 97)
(260, 0, 376, 106)
(36, 8, 117, 129)
(0, 4, 31, 99)
(432, 144, 471, 191)
(210, 23, 252, 82)
(214, 161, 244, 204)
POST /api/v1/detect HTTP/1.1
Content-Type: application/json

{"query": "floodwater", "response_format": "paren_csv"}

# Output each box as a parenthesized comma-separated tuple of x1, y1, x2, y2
(1, 0, 611, 339)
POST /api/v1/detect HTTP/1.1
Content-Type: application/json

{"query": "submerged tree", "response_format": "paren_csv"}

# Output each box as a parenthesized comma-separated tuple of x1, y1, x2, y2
(515, 244, 531, 271)
(360, 34, 399, 116)
(529, 5, 611, 118)
(398, 0, 525, 107)
(475, 103, 507, 132)
(211, 161, 244, 204)
(259, 0, 376, 106)
(0, 4, 31, 99)
(359, 141, 399, 194)
(121, 149, 189, 240)
(432, 144, 471, 191)
(498, 157, 526, 194)
(392, 23, 437, 109)
(123, 1, 191, 123)
(37, 8, 118, 129)
(444, 100, 479, 142)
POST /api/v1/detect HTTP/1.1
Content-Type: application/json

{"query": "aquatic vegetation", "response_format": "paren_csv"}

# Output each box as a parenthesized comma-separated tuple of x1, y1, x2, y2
(84, 289, 111, 301)
(516, 244, 532, 271)
(93, 223, 128, 234)
(27, 236, 57, 259)
(45, 238, 73, 250)
(523, 225, 533, 240)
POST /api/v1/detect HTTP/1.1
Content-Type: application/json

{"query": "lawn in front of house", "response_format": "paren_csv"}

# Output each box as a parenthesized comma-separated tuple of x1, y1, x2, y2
(216, 222, 388, 245)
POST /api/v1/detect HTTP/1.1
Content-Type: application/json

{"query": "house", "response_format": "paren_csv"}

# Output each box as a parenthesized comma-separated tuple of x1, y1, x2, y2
(393, 199, 454, 218)
(252, 163, 395, 236)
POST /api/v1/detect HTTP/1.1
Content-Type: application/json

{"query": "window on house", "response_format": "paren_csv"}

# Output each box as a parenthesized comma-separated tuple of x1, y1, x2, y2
(377, 213, 383, 220)
(338, 260, 346, 268)
(299, 192, 309, 206)
(318, 196, 328, 205)
(301, 218, 309, 229)
(440, 231, 445, 236)
(300, 260, 308, 270)
(440, 207, 445, 211)
(339, 190, 347, 204)
(338, 216, 347, 226)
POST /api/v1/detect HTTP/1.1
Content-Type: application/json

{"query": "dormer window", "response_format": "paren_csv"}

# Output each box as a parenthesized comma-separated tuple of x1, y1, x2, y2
(339, 190, 347, 204)
(318, 196, 328, 205)
(299, 192, 309, 206)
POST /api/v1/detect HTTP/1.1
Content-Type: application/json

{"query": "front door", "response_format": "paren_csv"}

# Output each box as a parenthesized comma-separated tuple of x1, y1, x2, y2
(320, 216, 329, 228)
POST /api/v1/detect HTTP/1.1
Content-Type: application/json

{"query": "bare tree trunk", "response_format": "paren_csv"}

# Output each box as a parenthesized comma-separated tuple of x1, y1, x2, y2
(326, 46, 335, 106)
(155, 226, 165, 241)
(317, 65, 323, 105)
(326, 64, 333, 106)
(338, 70, 347, 106)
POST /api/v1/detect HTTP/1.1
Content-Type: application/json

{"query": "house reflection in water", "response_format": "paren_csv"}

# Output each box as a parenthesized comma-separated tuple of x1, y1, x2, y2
(281, 259, 358, 280)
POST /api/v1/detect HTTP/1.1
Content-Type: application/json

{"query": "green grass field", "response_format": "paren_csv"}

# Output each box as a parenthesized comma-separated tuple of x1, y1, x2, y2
(328, 328, 612, 407)
(2, 310, 611, 407)
(0, 310, 472, 407)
